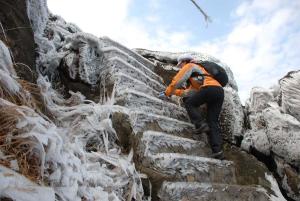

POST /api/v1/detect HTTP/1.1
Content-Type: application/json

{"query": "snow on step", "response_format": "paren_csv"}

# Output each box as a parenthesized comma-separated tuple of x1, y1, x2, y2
(101, 46, 164, 83)
(106, 57, 165, 90)
(0, 165, 55, 201)
(158, 182, 271, 201)
(113, 72, 162, 95)
(115, 89, 189, 121)
(138, 130, 210, 156)
(141, 153, 236, 184)
(129, 111, 194, 137)
(100, 37, 156, 71)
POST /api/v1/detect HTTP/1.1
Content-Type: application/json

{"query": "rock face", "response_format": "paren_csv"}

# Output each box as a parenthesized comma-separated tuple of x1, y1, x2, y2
(280, 71, 300, 122)
(0, 0, 291, 201)
(0, 0, 37, 82)
(242, 70, 300, 200)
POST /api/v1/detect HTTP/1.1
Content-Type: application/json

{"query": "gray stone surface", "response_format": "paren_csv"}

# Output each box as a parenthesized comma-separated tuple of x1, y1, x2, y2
(137, 130, 209, 156)
(280, 71, 300, 122)
(0, 0, 37, 82)
(242, 71, 300, 200)
(140, 153, 236, 184)
(158, 182, 271, 201)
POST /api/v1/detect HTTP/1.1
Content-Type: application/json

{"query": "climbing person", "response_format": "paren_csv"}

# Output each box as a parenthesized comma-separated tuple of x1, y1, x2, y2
(158, 54, 227, 159)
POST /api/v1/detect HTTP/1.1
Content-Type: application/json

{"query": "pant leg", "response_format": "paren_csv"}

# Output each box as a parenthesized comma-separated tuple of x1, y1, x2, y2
(183, 88, 209, 127)
(206, 87, 224, 153)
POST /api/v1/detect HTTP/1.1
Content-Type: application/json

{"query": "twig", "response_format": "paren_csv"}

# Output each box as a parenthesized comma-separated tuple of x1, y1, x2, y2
(0, 26, 31, 33)
(0, 20, 8, 42)
(14, 62, 35, 78)
(189, 0, 212, 25)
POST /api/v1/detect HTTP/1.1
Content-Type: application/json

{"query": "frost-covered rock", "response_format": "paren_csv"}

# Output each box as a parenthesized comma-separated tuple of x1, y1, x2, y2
(248, 87, 274, 112)
(26, 0, 49, 35)
(158, 182, 271, 201)
(0, 41, 20, 94)
(134, 48, 238, 90)
(220, 87, 244, 142)
(243, 71, 300, 200)
(280, 71, 300, 122)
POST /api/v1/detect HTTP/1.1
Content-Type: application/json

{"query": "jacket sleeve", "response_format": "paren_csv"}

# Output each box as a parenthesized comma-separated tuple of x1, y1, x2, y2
(173, 86, 197, 97)
(165, 64, 193, 97)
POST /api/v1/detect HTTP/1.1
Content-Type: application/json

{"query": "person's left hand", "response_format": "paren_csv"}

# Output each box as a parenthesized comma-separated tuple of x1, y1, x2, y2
(158, 91, 167, 99)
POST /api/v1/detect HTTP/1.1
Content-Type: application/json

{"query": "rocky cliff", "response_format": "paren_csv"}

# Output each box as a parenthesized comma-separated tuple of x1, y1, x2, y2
(242, 71, 300, 201)
(0, 0, 298, 201)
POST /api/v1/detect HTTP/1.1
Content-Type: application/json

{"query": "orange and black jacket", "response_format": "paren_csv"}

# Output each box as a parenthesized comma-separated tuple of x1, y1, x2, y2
(165, 62, 221, 97)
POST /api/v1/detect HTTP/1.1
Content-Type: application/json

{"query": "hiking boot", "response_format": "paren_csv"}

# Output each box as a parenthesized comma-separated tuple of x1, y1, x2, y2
(194, 122, 210, 134)
(211, 151, 225, 160)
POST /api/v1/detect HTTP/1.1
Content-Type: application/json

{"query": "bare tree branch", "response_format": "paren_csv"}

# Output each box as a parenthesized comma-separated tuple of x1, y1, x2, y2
(189, 0, 212, 25)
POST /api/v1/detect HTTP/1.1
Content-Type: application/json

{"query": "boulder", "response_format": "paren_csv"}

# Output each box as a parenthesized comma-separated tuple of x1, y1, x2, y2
(279, 71, 300, 122)
(242, 71, 300, 200)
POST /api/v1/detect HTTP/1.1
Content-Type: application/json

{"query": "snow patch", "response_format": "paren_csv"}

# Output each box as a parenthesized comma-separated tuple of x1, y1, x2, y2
(265, 173, 287, 201)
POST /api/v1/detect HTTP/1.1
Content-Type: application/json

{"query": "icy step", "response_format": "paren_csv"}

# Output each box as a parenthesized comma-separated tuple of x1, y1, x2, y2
(101, 47, 164, 83)
(115, 89, 189, 121)
(140, 153, 236, 185)
(158, 182, 271, 201)
(137, 130, 210, 156)
(106, 58, 165, 91)
(129, 111, 194, 137)
(0, 165, 55, 201)
(100, 37, 156, 71)
(113, 72, 163, 95)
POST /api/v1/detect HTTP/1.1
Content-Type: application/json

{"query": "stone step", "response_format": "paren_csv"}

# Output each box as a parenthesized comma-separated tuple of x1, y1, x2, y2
(129, 111, 194, 137)
(106, 57, 165, 92)
(100, 37, 157, 72)
(137, 130, 210, 157)
(115, 89, 189, 121)
(101, 46, 164, 84)
(139, 153, 236, 185)
(113, 72, 162, 96)
(158, 182, 271, 201)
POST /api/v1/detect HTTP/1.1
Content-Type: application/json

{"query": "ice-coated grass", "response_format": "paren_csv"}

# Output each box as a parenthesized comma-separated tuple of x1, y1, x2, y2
(0, 73, 145, 200)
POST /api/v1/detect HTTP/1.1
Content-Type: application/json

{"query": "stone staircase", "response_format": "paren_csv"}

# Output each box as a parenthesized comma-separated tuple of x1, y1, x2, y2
(100, 38, 274, 201)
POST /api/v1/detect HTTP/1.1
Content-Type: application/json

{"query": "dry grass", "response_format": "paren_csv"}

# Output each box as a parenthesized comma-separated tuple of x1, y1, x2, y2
(0, 106, 42, 182)
(0, 78, 49, 115)
(0, 37, 48, 182)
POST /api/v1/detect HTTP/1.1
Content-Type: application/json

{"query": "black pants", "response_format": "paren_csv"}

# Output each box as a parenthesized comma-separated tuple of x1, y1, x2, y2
(183, 86, 224, 153)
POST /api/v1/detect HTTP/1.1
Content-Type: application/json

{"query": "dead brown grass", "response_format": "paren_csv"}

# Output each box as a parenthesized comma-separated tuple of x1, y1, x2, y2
(0, 105, 42, 182)
(0, 78, 50, 115)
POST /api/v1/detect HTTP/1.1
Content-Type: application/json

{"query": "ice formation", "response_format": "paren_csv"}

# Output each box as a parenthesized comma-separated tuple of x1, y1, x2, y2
(0, 2, 145, 201)
(0, 74, 145, 201)
(242, 72, 300, 200)
(0, 40, 20, 94)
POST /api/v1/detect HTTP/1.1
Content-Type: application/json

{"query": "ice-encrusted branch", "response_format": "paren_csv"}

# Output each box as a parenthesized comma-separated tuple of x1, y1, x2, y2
(189, 0, 212, 25)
